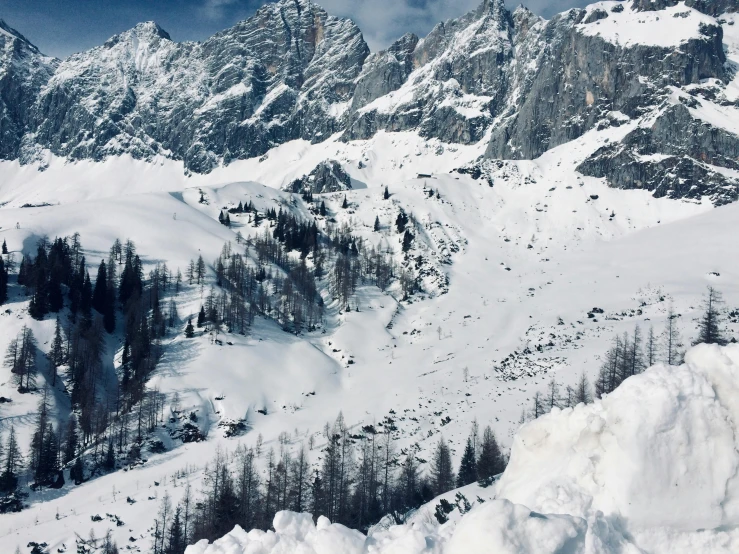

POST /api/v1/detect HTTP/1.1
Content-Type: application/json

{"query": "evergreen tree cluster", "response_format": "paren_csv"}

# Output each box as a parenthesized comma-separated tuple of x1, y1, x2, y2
(0, 249, 8, 305)
(200, 210, 414, 334)
(29, 389, 62, 487)
(157, 415, 507, 553)
(455, 424, 506, 489)
(0, 425, 24, 511)
(17, 235, 79, 320)
(525, 372, 594, 423)
(595, 325, 648, 398)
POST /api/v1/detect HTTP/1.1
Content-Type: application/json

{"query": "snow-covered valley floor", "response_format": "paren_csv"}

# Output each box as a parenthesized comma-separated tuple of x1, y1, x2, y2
(0, 129, 736, 552)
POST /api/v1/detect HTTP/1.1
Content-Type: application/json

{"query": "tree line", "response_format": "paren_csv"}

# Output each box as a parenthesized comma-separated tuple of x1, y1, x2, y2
(526, 286, 733, 420)
(152, 415, 506, 553)
(0, 235, 175, 513)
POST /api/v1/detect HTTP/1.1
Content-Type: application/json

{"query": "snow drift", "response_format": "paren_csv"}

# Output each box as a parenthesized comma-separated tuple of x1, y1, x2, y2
(186, 344, 739, 554)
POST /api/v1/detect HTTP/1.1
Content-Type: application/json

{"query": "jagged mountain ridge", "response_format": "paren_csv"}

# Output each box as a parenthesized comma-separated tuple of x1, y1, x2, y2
(3, 0, 739, 203)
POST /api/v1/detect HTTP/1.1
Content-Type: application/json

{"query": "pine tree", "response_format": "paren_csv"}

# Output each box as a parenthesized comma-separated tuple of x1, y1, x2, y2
(92, 260, 108, 314)
(374, 216, 380, 232)
(63, 415, 79, 465)
(430, 437, 455, 496)
(49, 317, 65, 384)
(342, 195, 348, 209)
(623, 325, 645, 378)
(104, 439, 115, 471)
(0, 255, 7, 305)
(102, 530, 119, 554)
(476, 426, 504, 485)
(70, 455, 84, 485)
(197, 306, 206, 328)
(696, 286, 728, 345)
(320, 201, 327, 217)
(402, 230, 413, 252)
(665, 305, 683, 365)
(166, 506, 184, 554)
(47, 271, 63, 312)
(646, 326, 658, 367)
(0, 426, 22, 493)
(31, 389, 55, 484)
(185, 318, 195, 338)
(573, 373, 592, 405)
(383, 186, 389, 200)
(531, 391, 545, 418)
(456, 438, 477, 487)
(396, 210, 408, 233)
(1, 239, 7, 254)
(103, 288, 116, 334)
(545, 378, 560, 411)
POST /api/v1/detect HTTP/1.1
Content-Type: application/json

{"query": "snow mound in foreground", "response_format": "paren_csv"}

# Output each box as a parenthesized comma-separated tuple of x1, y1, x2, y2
(186, 344, 739, 554)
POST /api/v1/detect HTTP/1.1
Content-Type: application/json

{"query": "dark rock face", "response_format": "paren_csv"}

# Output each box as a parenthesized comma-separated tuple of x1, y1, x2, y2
(285, 160, 352, 194)
(485, 8, 726, 160)
(0, 20, 56, 161)
(577, 104, 739, 205)
(345, 0, 514, 145)
(633, 0, 739, 16)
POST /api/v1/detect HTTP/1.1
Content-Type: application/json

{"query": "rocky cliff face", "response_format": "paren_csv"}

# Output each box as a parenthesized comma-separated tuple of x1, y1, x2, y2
(0, 20, 56, 161)
(3, 0, 739, 204)
(19, 0, 369, 172)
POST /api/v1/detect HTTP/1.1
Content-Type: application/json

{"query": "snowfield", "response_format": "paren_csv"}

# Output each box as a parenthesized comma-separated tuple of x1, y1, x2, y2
(187, 344, 739, 554)
(0, 123, 736, 552)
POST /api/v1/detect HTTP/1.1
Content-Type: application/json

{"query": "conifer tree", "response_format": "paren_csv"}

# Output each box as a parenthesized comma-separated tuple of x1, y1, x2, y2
(402, 230, 413, 252)
(320, 201, 327, 217)
(374, 216, 380, 232)
(545, 378, 560, 410)
(104, 438, 115, 471)
(0, 255, 7, 305)
(696, 286, 728, 345)
(665, 306, 683, 365)
(197, 306, 206, 328)
(476, 426, 504, 484)
(456, 438, 477, 487)
(573, 373, 592, 405)
(0, 426, 22, 493)
(92, 260, 108, 314)
(646, 325, 658, 367)
(1, 238, 7, 254)
(63, 415, 79, 465)
(49, 317, 65, 385)
(383, 186, 389, 200)
(430, 437, 455, 496)
(342, 195, 348, 209)
(185, 317, 195, 338)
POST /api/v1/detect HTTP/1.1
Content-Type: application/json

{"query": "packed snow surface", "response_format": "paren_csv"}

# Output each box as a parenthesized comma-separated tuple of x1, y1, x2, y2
(577, 2, 716, 48)
(187, 344, 739, 554)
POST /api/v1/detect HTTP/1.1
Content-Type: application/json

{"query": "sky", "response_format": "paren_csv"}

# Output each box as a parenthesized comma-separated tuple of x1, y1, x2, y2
(1, 0, 592, 58)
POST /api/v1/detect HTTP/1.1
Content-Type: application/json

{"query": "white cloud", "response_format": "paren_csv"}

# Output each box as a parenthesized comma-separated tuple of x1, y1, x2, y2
(317, 0, 481, 51)
(306, 0, 592, 51)
(201, 0, 241, 21)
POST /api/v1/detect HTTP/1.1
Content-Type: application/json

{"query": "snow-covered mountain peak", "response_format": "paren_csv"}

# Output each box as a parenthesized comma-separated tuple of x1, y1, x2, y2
(104, 21, 172, 45)
(0, 18, 34, 47)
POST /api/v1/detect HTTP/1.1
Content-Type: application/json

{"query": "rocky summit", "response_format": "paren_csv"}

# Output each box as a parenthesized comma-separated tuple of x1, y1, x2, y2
(2, 0, 739, 203)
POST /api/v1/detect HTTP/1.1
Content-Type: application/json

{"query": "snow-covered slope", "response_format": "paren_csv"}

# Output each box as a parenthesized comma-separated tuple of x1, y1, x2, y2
(186, 344, 739, 554)
(3, 0, 739, 552)
(1, 121, 738, 551)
